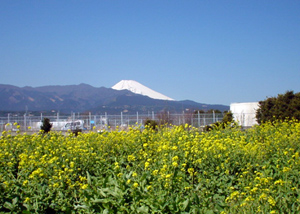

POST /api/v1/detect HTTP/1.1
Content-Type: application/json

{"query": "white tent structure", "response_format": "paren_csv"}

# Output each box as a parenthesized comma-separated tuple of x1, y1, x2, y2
(230, 102, 259, 127)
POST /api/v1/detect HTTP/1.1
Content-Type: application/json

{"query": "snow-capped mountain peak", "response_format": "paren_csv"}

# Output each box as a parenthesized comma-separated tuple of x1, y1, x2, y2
(112, 80, 174, 101)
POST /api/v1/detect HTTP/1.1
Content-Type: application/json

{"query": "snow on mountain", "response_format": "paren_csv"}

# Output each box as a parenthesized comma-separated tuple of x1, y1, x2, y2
(112, 80, 174, 101)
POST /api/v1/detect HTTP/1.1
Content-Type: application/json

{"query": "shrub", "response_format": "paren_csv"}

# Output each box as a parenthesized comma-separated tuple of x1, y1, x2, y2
(144, 119, 158, 130)
(204, 111, 234, 132)
(222, 111, 233, 123)
(40, 118, 52, 133)
(72, 128, 82, 136)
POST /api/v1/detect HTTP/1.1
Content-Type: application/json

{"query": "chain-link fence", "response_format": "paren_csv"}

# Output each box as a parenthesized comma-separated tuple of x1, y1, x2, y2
(0, 111, 225, 132)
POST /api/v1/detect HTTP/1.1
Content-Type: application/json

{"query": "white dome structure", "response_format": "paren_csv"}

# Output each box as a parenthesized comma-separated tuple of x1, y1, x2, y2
(230, 102, 259, 127)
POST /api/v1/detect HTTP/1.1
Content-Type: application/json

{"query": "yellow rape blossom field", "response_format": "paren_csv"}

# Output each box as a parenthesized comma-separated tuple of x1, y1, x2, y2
(1, 120, 300, 213)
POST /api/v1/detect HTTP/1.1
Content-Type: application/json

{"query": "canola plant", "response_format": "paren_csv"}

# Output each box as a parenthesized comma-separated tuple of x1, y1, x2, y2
(1, 120, 300, 213)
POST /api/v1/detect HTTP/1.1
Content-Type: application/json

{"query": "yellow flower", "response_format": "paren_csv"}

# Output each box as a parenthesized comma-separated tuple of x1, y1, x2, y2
(274, 179, 284, 185)
(24, 197, 30, 203)
(185, 186, 192, 190)
(53, 183, 59, 188)
(259, 193, 267, 201)
(114, 162, 120, 170)
(172, 156, 179, 161)
(81, 184, 88, 189)
(172, 162, 178, 167)
(133, 182, 139, 188)
(268, 196, 276, 207)
(165, 174, 172, 179)
(188, 168, 194, 175)
(145, 161, 150, 169)
(127, 155, 135, 162)
(240, 202, 247, 207)
(152, 170, 158, 176)
(245, 196, 254, 201)
(164, 182, 170, 188)
(283, 167, 291, 173)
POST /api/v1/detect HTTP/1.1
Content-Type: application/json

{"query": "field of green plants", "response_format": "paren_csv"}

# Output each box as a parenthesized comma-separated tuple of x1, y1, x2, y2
(1, 120, 300, 213)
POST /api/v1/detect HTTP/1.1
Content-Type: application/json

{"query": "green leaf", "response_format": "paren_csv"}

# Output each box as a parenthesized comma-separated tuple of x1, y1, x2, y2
(137, 205, 149, 213)
(181, 199, 189, 211)
(102, 209, 109, 214)
(97, 188, 107, 197)
(74, 204, 89, 210)
(193, 193, 200, 205)
(4, 202, 14, 211)
(12, 197, 18, 205)
(91, 198, 111, 204)
(86, 171, 92, 185)
(205, 210, 214, 214)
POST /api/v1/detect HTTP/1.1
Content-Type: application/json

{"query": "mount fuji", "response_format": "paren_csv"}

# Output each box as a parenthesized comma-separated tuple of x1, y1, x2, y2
(112, 80, 174, 101)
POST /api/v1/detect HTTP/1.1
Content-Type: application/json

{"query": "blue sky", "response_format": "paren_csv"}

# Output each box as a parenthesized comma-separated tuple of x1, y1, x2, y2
(1, 1, 299, 105)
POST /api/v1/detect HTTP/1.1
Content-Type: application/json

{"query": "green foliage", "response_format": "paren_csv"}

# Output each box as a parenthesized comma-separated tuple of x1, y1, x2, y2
(194, 109, 221, 114)
(222, 111, 233, 123)
(194, 110, 205, 114)
(144, 119, 158, 130)
(204, 111, 234, 132)
(256, 91, 300, 124)
(206, 109, 221, 113)
(40, 118, 52, 133)
(72, 128, 82, 136)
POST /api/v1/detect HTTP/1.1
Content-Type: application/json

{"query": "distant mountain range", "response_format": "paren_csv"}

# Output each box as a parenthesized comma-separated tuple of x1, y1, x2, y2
(0, 81, 229, 115)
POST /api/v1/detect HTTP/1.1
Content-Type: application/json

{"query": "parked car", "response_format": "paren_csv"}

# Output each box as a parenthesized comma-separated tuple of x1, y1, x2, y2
(61, 120, 84, 131)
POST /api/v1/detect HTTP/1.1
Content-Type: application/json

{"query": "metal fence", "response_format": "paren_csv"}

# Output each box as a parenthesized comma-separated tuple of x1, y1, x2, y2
(0, 111, 224, 132)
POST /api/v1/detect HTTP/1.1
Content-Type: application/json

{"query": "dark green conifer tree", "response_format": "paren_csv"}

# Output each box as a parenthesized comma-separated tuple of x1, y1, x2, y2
(40, 118, 52, 133)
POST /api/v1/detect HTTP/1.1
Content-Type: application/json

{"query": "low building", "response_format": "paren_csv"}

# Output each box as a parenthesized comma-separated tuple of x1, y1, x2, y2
(230, 102, 259, 127)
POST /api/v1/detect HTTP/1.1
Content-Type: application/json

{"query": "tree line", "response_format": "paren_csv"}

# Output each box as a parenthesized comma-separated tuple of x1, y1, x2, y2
(256, 91, 300, 124)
